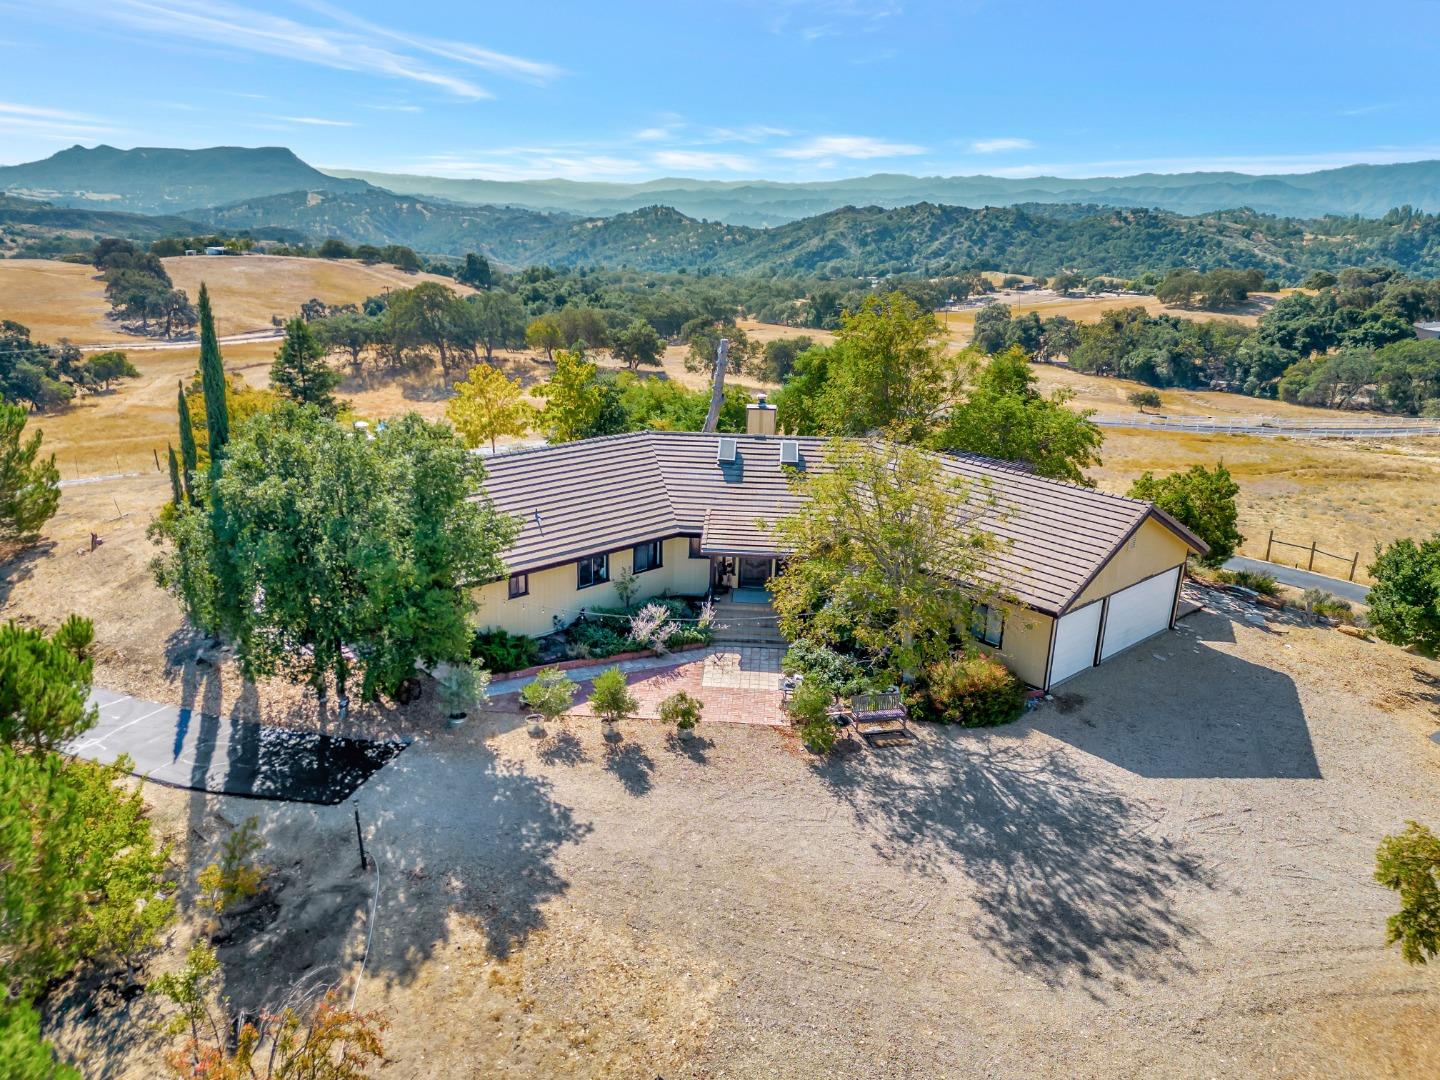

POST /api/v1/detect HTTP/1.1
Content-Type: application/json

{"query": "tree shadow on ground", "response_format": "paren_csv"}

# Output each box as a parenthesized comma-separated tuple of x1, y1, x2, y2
(812, 734, 1211, 992)
(1047, 610, 1319, 780)
(0, 539, 54, 606)
(537, 728, 588, 766)
(603, 739, 655, 796)
(663, 732, 714, 764)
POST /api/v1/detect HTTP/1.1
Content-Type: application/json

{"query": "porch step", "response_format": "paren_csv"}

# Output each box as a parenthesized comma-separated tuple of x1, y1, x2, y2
(710, 600, 786, 647)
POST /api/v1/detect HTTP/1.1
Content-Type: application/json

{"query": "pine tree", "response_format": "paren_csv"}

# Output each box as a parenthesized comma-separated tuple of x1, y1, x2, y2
(167, 444, 183, 507)
(196, 283, 229, 464)
(270, 318, 341, 415)
(0, 404, 60, 545)
(176, 382, 197, 504)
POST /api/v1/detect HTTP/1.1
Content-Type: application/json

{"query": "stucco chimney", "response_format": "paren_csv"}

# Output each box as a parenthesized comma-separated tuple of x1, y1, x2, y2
(746, 393, 777, 436)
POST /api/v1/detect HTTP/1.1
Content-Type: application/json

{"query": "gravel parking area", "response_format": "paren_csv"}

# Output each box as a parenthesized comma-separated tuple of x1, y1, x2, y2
(50, 601, 1440, 1078)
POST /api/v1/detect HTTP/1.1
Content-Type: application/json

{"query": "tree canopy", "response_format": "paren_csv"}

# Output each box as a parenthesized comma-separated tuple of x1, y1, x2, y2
(269, 318, 341, 415)
(1127, 463, 1241, 566)
(446, 364, 534, 453)
(1366, 534, 1440, 655)
(0, 405, 60, 546)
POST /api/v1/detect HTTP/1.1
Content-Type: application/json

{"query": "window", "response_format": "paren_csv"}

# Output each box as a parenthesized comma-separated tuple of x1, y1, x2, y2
(970, 603, 1004, 647)
(507, 573, 529, 599)
(632, 539, 663, 574)
(577, 553, 609, 590)
(688, 536, 705, 559)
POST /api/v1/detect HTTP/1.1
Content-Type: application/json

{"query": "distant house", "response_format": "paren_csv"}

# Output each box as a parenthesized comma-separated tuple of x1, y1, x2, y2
(183, 249, 199, 256)
(204, 245, 226, 256)
(1416, 322, 1440, 339)
(470, 402, 1208, 691)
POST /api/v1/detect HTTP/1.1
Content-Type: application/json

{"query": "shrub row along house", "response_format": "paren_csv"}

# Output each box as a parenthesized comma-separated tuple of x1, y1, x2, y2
(471, 401, 1207, 690)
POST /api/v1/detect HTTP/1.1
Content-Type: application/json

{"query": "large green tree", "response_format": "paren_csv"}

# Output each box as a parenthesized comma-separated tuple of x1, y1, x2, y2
(0, 405, 61, 546)
(1127, 463, 1241, 565)
(1366, 534, 1440, 655)
(269, 318, 341, 415)
(152, 404, 517, 702)
(445, 364, 533, 453)
(385, 282, 470, 373)
(768, 439, 1005, 683)
(609, 318, 664, 372)
(466, 290, 527, 363)
(196, 284, 229, 463)
(537, 351, 626, 443)
(935, 347, 1104, 485)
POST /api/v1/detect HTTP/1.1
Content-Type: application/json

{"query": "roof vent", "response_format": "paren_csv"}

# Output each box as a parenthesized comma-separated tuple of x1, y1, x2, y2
(717, 437, 738, 464)
(779, 439, 800, 466)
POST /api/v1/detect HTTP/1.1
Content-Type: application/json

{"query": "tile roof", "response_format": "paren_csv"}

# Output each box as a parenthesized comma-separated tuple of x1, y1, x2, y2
(474, 431, 1205, 615)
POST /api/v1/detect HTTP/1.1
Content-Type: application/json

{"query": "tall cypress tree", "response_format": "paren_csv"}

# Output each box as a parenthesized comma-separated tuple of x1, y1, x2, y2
(176, 382, 197, 504)
(197, 283, 229, 463)
(166, 444, 183, 507)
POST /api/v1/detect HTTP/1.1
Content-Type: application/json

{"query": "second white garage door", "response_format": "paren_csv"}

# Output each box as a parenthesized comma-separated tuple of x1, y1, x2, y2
(1099, 566, 1181, 661)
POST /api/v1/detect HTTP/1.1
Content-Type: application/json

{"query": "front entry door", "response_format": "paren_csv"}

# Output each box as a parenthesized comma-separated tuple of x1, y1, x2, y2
(737, 557, 773, 589)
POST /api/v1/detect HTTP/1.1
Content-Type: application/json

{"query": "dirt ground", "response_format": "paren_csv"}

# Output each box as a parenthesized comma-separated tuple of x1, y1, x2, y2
(37, 593, 1440, 1078)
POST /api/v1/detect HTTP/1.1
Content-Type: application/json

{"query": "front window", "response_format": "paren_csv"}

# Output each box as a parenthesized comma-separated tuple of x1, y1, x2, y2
(577, 553, 609, 590)
(633, 540, 663, 574)
(971, 603, 1004, 647)
(508, 573, 529, 599)
(688, 536, 704, 559)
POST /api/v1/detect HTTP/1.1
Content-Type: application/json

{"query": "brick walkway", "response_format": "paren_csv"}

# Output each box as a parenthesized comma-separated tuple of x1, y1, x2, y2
(494, 646, 789, 728)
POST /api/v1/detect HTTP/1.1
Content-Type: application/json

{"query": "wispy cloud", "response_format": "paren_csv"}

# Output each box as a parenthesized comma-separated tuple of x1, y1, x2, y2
(49, 0, 560, 101)
(634, 126, 675, 142)
(969, 136, 1034, 154)
(271, 114, 357, 127)
(1338, 102, 1396, 117)
(775, 134, 925, 160)
(0, 101, 118, 140)
(761, 0, 903, 40)
(702, 124, 791, 144)
(365, 103, 423, 114)
(653, 150, 755, 173)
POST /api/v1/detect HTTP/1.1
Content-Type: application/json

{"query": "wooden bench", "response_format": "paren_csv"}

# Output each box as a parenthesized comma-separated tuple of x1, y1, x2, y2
(848, 689, 915, 748)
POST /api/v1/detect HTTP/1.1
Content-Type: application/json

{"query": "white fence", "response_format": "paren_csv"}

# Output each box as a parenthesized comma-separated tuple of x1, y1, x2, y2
(1092, 415, 1440, 438)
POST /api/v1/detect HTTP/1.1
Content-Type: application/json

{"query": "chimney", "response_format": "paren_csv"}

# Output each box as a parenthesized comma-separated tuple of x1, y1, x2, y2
(746, 393, 777, 437)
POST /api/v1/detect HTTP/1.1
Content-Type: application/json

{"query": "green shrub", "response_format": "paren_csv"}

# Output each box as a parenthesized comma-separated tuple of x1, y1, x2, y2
(664, 625, 711, 649)
(1215, 568, 1279, 596)
(197, 817, 265, 914)
(658, 690, 702, 731)
(919, 653, 1025, 727)
(471, 627, 540, 673)
(589, 665, 637, 725)
(1300, 588, 1355, 623)
(798, 714, 838, 755)
(567, 621, 634, 658)
(788, 679, 840, 754)
(520, 666, 577, 723)
(782, 641, 870, 696)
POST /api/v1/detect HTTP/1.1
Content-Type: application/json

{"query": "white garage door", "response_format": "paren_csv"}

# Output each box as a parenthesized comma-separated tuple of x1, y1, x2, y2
(1099, 566, 1181, 661)
(1050, 601, 1102, 686)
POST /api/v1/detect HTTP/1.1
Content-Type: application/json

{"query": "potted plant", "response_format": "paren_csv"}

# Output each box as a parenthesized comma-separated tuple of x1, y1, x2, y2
(658, 690, 702, 741)
(437, 658, 490, 729)
(589, 665, 637, 740)
(519, 665, 577, 738)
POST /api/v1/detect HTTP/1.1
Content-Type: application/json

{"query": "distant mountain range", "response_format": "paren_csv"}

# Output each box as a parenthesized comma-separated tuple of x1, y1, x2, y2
(0, 145, 372, 214)
(4, 145, 1440, 281)
(324, 161, 1440, 226)
(5, 145, 1440, 225)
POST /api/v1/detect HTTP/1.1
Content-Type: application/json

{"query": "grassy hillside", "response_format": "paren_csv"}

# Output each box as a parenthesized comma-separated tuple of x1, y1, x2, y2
(0, 255, 470, 342)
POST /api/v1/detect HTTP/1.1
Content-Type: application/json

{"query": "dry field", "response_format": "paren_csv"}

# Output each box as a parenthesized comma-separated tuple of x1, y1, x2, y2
(0, 255, 470, 343)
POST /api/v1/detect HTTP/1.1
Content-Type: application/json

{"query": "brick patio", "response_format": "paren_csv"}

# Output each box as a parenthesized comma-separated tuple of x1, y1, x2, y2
(497, 646, 789, 727)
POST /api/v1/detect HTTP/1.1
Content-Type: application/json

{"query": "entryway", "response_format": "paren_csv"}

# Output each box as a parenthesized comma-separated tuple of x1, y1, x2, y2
(737, 556, 774, 589)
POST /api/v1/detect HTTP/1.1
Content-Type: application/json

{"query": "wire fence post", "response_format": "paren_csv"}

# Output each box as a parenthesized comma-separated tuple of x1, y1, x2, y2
(1264, 529, 1274, 562)
(1307, 540, 1317, 571)
(1349, 551, 1359, 582)
(353, 807, 368, 871)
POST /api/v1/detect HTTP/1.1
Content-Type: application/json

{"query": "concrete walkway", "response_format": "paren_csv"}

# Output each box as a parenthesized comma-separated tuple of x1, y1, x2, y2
(68, 687, 407, 805)
(1223, 556, 1370, 604)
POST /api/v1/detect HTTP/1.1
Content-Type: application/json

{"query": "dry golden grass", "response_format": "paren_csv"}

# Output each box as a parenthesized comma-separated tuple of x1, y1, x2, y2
(163, 255, 473, 336)
(937, 290, 1276, 346)
(1093, 430, 1440, 581)
(0, 255, 472, 344)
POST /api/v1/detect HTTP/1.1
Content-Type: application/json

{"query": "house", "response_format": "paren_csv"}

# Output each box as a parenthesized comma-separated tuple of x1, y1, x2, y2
(1416, 322, 1440, 340)
(471, 403, 1207, 690)
(204, 245, 226, 256)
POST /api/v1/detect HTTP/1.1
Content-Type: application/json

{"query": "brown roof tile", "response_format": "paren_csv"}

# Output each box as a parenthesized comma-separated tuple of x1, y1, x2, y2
(474, 431, 1205, 615)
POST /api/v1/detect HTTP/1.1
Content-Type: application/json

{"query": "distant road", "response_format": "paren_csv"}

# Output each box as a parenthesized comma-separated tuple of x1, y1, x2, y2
(1223, 556, 1370, 604)
(1094, 414, 1440, 438)
(73, 329, 283, 353)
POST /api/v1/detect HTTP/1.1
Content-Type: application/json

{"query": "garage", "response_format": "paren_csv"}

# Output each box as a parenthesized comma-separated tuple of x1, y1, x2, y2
(1049, 600, 1103, 686)
(1099, 565, 1182, 662)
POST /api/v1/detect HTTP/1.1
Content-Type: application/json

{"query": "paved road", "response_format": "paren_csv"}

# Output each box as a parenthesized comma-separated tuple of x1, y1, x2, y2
(1223, 556, 1370, 604)
(74, 329, 284, 353)
(1094, 415, 1440, 439)
(68, 687, 408, 804)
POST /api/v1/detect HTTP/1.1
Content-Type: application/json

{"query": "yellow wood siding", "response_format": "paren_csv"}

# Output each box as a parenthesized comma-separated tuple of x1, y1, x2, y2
(980, 603, 1053, 689)
(474, 537, 709, 639)
(1072, 516, 1190, 609)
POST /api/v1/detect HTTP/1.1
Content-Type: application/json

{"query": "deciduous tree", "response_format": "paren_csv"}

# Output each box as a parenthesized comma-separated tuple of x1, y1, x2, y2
(1127, 463, 1240, 565)
(446, 364, 534, 452)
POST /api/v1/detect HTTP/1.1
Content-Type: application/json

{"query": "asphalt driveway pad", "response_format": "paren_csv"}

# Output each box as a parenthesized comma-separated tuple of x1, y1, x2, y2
(69, 688, 407, 805)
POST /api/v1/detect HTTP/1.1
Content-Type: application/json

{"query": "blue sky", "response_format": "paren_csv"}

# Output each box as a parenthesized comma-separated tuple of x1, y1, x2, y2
(2, 0, 1438, 180)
